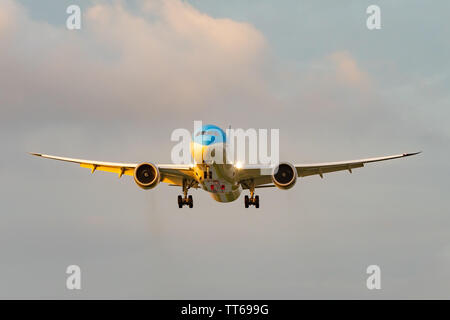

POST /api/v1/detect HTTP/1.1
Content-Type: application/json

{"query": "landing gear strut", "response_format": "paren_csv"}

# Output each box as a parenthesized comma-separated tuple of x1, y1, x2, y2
(244, 185, 259, 208)
(178, 179, 194, 208)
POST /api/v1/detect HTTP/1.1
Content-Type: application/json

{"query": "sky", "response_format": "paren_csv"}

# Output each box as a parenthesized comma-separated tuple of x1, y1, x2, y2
(0, 0, 449, 298)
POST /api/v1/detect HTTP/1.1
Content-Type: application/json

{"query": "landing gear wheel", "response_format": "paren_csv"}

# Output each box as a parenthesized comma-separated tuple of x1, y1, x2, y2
(179, 179, 195, 208)
(178, 195, 183, 208)
(244, 191, 260, 208)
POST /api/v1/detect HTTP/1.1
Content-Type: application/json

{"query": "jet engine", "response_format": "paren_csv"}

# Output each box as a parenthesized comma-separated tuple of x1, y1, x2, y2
(272, 162, 297, 189)
(134, 163, 160, 189)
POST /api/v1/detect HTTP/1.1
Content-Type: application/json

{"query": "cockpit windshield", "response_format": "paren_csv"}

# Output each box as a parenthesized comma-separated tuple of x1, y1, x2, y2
(196, 130, 220, 137)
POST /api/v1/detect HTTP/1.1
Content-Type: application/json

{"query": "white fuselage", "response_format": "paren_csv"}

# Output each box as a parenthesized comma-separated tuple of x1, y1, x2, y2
(191, 142, 242, 202)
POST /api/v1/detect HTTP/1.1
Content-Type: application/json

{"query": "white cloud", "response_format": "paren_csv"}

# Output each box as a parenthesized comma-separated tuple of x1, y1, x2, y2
(328, 51, 370, 89)
(0, 0, 269, 119)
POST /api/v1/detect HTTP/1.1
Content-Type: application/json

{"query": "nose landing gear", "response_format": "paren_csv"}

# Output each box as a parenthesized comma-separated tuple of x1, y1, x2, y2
(244, 186, 259, 208)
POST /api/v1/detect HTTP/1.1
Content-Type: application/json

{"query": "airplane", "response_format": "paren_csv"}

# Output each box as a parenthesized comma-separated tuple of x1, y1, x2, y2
(30, 124, 420, 208)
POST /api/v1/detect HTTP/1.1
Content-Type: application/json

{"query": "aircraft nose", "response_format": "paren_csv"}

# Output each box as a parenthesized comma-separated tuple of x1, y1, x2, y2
(203, 135, 215, 145)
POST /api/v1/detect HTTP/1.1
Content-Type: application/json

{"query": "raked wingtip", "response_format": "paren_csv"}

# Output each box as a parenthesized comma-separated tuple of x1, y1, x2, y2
(29, 152, 43, 157)
(403, 151, 422, 157)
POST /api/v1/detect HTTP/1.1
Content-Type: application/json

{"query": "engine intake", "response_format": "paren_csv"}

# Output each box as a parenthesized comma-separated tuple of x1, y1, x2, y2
(134, 163, 160, 189)
(272, 162, 297, 189)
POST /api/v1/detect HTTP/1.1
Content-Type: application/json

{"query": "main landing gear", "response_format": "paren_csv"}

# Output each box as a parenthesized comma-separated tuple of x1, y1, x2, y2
(178, 195, 193, 208)
(244, 187, 259, 208)
(178, 179, 194, 208)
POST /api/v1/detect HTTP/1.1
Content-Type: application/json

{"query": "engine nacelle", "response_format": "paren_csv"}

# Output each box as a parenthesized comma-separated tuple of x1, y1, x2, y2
(134, 163, 160, 189)
(272, 162, 297, 190)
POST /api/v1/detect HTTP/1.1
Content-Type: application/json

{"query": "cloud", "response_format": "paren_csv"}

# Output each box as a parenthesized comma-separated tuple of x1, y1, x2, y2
(280, 50, 374, 117)
(329, 51, 370, 89)
(0, 0, 268, 120)
(0, 0, 381, 131)
(1, 0, 430, 151)
(0, 0, 19, 37)
(0, 0, 444, 299)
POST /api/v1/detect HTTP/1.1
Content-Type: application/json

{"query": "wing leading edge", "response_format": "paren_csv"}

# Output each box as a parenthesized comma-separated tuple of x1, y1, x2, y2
(237, 152, 421, 187)
(295, 152, 421, 178)
(29, 152, 194, 185)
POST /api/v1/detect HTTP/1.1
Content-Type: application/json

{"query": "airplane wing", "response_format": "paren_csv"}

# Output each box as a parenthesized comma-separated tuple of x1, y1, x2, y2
(29, 153, 194, 186)
(237, 152, 421, 188)
(295, 152, 421, 178)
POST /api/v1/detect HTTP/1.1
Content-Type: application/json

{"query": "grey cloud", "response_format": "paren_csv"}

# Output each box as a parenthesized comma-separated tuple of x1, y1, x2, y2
(1, 0, 449, 299)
